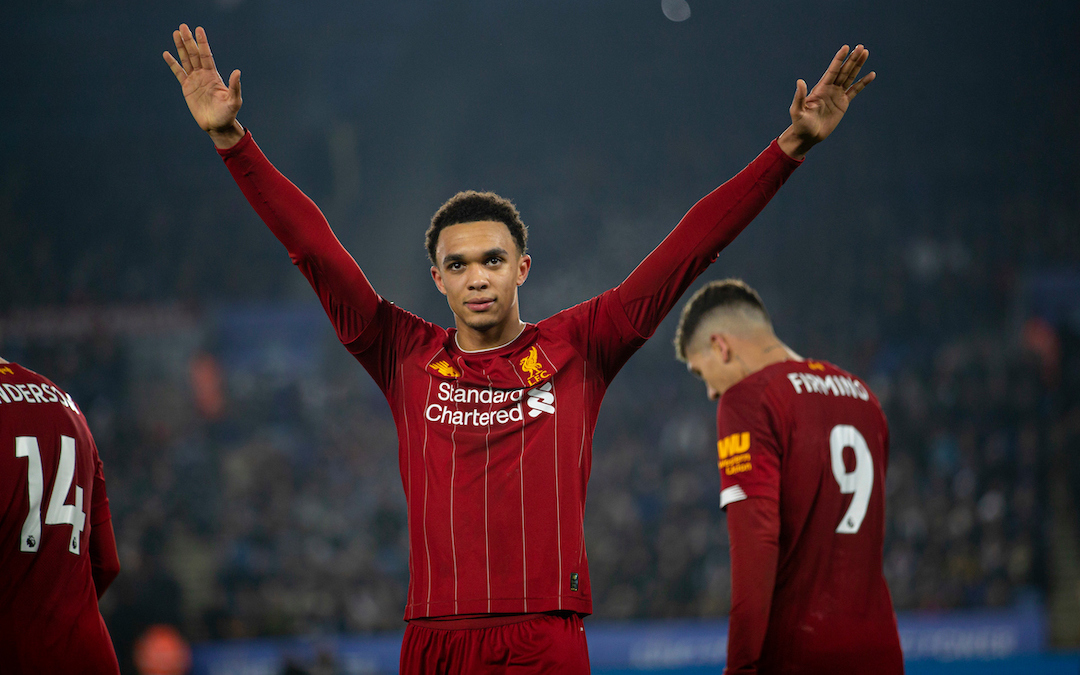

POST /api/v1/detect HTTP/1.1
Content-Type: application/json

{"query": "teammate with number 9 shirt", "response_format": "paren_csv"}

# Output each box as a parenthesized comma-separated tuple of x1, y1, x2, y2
(0, 359, 121, 674)
(674, 280, 903, 674)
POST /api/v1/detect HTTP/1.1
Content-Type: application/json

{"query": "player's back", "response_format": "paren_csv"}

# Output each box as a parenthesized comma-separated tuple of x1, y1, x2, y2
(0, 363, 120, 674)
(739, 359, 901, 674)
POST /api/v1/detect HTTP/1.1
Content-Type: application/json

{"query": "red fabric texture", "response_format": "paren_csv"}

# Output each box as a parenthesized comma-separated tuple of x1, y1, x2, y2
(220, 131, 799, 621)
(0, 363, 120, 674)
(400, 612, 589, 675)
(725, 497, 780, 674)
(717, 360, 903, 674)
(90, 515, 120, 599)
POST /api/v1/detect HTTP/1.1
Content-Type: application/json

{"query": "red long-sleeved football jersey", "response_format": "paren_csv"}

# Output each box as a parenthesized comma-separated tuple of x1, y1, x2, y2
(0, 363, 120, 674)
(220, 131, 799, 619)
(718, 359, 903, 674)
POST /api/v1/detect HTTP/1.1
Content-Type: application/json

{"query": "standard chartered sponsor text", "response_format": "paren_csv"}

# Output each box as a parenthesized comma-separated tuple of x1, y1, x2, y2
(427, 381, 557, 426)
(427, 381, 527, 427)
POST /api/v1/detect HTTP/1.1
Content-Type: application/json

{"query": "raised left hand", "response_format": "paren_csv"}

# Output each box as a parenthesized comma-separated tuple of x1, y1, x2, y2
(778, 45, 875, 159)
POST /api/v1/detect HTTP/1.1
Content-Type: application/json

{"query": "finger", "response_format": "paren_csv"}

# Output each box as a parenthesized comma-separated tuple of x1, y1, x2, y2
(179, 23, 202, 70)
(173, 29, 191, 73)
(815, 45, 849, 89)
(195, 26, 217, 72)
(790, 78, 807, 117)
(162, 51, 187, 84)
(835, 44, 862, 87)
(228, 69, 242, 105)
(845, 71, 876, 100)
(839, 45, 868, 89)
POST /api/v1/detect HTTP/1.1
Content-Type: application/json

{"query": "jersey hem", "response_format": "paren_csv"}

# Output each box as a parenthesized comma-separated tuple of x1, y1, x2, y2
(404, 596, 592, 620)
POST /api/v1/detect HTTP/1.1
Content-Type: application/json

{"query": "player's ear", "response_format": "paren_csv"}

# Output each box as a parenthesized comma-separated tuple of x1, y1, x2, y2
(431, 266, 448, 296)
(711, 333, 732, 362)
(516, 254, 531, 286)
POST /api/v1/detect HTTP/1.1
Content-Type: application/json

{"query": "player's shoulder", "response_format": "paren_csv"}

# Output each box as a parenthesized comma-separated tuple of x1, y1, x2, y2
(717, 364, 779, 428)
(723, 359, 808, 402)
(762, 358, 882, 410)
(366, 296, 449, 356)
(1, 361, 59, 392)
(728, 358, 875, 402)
(536, 290, 609, 332)
(1, 361, 32, 379)
(380, 297, 446, 336)
(0, 361, 84, 418)
(533, 293, 614, 352)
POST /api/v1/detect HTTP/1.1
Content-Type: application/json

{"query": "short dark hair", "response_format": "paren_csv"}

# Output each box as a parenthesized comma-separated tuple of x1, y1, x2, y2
(674, 278, 771, 362)
(426, 191, 528, 266)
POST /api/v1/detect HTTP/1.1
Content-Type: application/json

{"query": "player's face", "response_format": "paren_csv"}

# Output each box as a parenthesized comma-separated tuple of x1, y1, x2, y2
(431, 220, 531, 335)
(686, 339, 744, 400)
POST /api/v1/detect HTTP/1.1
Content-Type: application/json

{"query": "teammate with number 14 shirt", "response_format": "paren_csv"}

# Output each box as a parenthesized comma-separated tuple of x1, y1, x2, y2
(0, 359, 121, 674)
(675, 280, 902, 674)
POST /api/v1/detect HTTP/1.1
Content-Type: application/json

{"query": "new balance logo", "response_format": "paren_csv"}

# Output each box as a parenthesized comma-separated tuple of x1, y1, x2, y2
(429, 360, 461, 378)
(526, 382, 555, 417)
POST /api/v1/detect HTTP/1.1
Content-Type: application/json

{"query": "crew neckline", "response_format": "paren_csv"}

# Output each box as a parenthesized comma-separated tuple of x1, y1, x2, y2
(453, 322, 532, 354)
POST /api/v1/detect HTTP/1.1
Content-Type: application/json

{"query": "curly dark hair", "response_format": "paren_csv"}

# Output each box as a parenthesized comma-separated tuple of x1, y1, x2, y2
(674, 278, 772, 362)
(425, 191, 528, 266)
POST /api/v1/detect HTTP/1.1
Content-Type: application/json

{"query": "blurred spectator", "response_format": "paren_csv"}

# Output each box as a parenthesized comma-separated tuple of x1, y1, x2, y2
(134, 624, 192, 675)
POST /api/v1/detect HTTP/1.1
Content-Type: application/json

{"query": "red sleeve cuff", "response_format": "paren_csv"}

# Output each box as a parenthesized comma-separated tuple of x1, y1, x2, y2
(767, 137, 805, 167)
(216, 127, 254, 159)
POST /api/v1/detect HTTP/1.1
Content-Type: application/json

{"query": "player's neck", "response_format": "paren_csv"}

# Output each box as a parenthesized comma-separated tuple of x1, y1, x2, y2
(749, 339, 801, 372)
(454, 316, 527, 352)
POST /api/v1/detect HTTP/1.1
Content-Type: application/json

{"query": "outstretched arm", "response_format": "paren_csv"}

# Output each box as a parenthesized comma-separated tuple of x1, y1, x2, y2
(163, 24, 382, 349)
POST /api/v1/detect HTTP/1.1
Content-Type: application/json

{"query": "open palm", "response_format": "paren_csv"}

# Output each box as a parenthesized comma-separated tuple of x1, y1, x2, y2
(163, 24, 241, 134)
(789, 45, 875, 145)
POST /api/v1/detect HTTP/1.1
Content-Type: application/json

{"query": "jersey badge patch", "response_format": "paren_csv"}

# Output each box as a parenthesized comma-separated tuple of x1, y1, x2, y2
(0, 366, 12, 375)
(717, 432, 752, 476)
(808, 361, 825, 371)
(519, 346, 551, 386)
(429, 360, 461, 378)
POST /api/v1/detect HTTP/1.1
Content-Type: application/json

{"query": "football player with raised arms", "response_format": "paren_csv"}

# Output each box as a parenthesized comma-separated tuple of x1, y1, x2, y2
(0, 358, 121, 673)
(674, 279, 903, 674)
(164, 24, 874, 673)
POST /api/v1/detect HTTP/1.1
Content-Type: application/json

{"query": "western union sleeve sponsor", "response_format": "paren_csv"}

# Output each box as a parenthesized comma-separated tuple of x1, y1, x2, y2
(717, 432, 750, 459)
(717, 432, 752, 476)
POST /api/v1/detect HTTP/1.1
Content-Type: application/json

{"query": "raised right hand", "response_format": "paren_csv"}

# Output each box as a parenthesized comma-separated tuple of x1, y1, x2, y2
(163, 24, 244, 148)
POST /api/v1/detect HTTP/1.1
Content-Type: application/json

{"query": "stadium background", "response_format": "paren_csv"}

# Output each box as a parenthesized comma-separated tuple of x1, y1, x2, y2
(3, 0, 1078, 672)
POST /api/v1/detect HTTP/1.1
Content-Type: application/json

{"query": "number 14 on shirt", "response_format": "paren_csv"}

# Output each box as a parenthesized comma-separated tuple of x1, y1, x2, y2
(15, 435, 86, 554)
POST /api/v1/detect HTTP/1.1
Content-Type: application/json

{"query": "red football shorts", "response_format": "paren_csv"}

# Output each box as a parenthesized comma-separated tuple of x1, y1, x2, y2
(400, 612, 590, 674)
